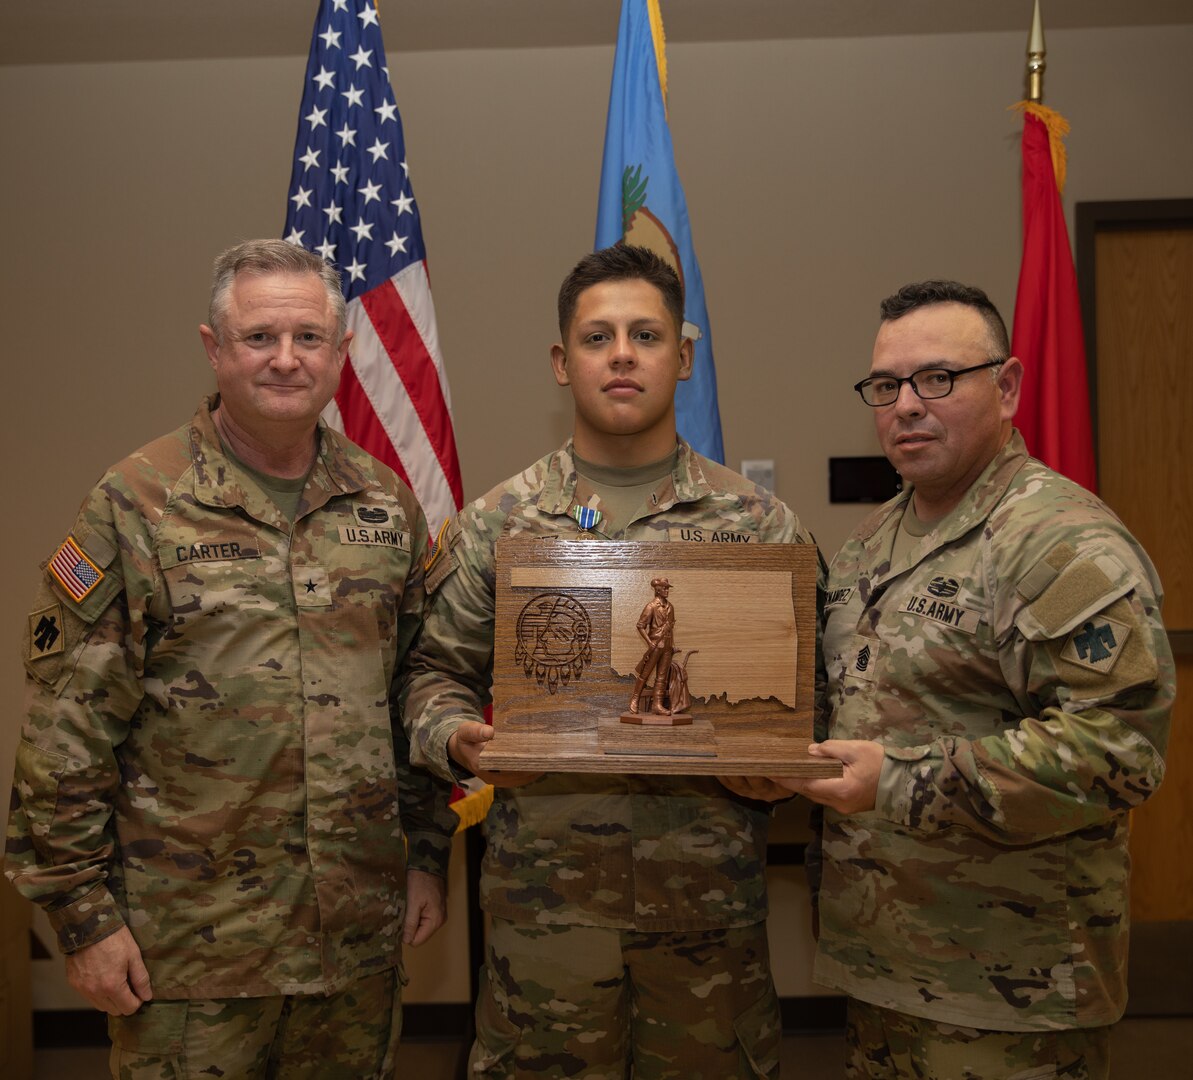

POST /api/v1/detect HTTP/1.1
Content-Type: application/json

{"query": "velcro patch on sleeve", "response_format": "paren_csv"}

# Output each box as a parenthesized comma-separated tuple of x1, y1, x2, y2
(1016, 541, 1075, 602)
(1015, 546, 1134, 642)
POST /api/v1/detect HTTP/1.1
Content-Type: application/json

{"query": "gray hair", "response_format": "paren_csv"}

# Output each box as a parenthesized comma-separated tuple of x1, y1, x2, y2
(207, 239, 347, 343)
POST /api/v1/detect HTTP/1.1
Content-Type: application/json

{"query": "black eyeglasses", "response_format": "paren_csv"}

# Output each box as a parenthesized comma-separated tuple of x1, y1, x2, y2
(854, 360, 1006, 407)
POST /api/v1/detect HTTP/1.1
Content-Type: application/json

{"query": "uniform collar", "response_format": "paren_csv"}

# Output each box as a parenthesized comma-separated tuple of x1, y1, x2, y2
(538, 436, 711, 518)
(188, 395, 371, 525)
(855, 429, 1031, 581)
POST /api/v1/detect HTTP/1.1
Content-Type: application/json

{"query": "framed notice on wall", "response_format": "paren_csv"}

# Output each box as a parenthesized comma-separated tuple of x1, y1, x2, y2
(482, 539, 837, 777)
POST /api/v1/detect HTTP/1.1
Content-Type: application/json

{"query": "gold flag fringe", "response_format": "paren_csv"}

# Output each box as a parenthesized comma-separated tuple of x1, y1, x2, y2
(1010, 101, 1070, 194)
(647, 0, 668, 108)
(451, 783, 495, 833)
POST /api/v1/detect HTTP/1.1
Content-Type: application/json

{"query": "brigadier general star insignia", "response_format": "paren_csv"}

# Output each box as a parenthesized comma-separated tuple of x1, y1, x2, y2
(571, 505, 602, 532)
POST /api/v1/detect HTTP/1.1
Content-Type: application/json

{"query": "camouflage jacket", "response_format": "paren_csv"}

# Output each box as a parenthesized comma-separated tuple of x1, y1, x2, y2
(5, 397, 455, 999)
(401, 438, 820, 932)
(814, 431, 1173, 1031)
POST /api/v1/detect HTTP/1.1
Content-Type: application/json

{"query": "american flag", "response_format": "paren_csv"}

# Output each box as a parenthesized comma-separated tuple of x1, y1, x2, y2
(283, 0, 463, 531)
(50, 537, 103, 602)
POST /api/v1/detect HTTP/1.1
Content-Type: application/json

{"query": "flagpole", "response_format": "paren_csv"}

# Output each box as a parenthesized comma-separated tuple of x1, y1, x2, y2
(1009, 0, 1098, 491)
(1026, 0, 1046, 103)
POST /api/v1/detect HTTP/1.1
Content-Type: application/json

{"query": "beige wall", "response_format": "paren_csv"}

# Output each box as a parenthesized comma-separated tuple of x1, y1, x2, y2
(3, 23, 1191, 1009)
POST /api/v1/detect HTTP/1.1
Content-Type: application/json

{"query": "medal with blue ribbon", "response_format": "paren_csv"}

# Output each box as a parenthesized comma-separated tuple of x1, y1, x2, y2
(571, 504, 602, 532)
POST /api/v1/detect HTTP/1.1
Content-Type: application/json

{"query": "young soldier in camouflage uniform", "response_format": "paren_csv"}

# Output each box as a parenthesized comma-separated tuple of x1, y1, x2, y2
(5, 240, 456, 1078)
(400, 245, 821, 1078)
(771, 281, 1173, 1079)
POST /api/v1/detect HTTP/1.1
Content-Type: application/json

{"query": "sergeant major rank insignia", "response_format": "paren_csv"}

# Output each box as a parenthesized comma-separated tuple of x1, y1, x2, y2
(845, 636, 880, 683)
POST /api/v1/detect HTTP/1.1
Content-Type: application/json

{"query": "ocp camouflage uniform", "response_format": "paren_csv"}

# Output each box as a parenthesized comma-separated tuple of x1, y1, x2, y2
(6, 398, 455, 1065)
(401, 438, 822, 1078)
(813, 432, 1173, 1068)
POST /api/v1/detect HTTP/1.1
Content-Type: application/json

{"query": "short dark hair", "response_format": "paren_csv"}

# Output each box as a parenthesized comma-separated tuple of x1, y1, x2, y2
(879, 280, 1010, 359)
(557, 245, 685, 339)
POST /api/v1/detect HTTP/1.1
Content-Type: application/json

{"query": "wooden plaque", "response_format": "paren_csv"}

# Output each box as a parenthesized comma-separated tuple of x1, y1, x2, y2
(483, 539, 837, 777)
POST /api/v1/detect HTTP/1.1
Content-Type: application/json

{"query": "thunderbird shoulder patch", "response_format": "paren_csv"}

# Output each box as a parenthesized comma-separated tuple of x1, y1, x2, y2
(1061, 613, 1132, 673)
(28, 604, 65, 659)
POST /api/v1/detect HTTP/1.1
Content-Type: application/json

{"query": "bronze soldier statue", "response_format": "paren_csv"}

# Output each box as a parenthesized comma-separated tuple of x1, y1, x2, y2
(629, 577, 676, 714)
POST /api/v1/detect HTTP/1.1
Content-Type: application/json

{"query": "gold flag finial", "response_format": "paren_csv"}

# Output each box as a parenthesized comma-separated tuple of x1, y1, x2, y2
(1026, 0, 1046, 103)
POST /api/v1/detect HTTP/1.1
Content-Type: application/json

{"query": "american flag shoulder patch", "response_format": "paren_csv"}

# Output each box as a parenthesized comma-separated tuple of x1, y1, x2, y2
(49, 535, 104, 603)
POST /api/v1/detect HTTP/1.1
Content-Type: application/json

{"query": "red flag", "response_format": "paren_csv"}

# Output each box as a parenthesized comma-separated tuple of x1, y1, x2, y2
(1010, 105, 1098, 492)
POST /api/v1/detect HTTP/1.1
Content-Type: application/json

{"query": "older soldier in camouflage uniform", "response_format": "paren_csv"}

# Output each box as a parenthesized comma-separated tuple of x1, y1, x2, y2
(5, 240, 456, 1078)
(401, 245, 821, 1078)
(769, 281, 1173, 1079)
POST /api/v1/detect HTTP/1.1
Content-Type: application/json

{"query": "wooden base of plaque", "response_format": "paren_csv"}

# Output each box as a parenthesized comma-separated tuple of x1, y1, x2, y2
(617, 712, 693, 726)
(602, 716, 714, 757)
(479, 722, 839, 777)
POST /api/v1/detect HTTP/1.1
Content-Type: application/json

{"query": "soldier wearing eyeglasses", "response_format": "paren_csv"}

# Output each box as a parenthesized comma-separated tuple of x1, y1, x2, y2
(750, 281, 1173, 1078)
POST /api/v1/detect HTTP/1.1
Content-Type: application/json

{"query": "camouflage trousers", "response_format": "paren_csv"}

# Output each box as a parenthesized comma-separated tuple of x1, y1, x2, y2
(846, 999, 1111, 1080)
(469, 918, 781, 1079)
(106, 967, 402, 1079)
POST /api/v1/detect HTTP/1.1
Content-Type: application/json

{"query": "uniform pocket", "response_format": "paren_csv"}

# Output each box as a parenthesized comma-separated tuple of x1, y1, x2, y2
(469, 974, 524, 1076)
(732, 985, 782, 1078)
(108, 999, 188, 1054)
(12, 741, 67, 853)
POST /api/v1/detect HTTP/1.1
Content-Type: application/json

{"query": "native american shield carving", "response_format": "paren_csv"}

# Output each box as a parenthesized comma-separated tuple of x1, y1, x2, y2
(514, 591, 593, 692)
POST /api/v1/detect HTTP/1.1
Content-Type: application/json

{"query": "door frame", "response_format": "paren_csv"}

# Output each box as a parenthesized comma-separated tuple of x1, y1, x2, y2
(1075, 197, 1193, 655)
(1074, 197, 1193, 461)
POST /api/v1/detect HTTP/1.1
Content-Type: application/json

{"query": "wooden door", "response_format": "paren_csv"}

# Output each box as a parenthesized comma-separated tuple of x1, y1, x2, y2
(0, 879, 33, 1078)
(1083, 206, 1193, 926)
